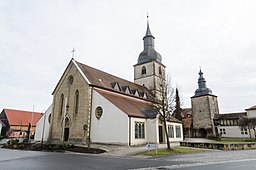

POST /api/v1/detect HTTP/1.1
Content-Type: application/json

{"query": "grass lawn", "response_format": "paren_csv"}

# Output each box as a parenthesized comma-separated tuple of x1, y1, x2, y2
(219, 138, 256, 143)
(143, 147, 211, 156)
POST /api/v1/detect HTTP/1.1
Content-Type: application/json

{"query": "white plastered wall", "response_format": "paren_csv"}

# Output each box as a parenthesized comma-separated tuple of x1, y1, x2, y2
(90, 90, 129, 145)
(35, 105, 52, 142)
(217, 126, 250, 138)
(166, 121, 184, 142)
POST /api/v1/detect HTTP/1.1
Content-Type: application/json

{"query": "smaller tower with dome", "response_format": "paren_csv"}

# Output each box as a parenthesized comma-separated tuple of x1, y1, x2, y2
(191, 69, 219, 138)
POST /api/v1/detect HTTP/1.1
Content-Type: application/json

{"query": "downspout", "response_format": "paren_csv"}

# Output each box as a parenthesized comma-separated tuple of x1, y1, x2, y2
(129, 117, 131, 146)
(87, 86, 93, 148)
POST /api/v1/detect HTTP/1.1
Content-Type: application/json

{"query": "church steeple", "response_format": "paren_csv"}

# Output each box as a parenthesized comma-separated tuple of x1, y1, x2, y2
(134, 16, 166, 98)
(194, 69, 214, 97)
(137, 16, 162, 65)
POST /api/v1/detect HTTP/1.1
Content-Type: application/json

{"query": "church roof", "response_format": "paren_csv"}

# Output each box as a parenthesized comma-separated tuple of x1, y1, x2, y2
(96, 89, 153, 118)
(1, 109, 42, 126)
(75, 60, 153, 100)
(96, 89, 181, 123)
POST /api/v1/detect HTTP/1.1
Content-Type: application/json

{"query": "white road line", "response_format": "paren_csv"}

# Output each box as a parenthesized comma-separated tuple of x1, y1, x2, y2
(130, 157, 256, 170)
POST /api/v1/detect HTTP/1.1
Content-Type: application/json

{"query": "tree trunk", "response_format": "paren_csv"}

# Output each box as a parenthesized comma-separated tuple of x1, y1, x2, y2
(163, 119, 171, 149)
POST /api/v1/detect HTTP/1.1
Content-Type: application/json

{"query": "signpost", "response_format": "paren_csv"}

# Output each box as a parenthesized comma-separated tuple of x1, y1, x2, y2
(146, 143, 158, 155)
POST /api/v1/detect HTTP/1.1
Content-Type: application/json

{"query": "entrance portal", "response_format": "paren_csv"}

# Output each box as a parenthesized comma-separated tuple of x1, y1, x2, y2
(63, 117, 70, 141)
(199, 128, 207, 138)
(64, 128, 69, 141)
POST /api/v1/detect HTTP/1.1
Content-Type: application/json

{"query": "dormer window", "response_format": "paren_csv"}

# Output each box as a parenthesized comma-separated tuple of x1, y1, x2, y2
(142, 92, 148, 99)
(111, 82, 121, 91)
(142, 66, 146, 75)
(122, 86, 131, 94)
(132, 89, 140, 97)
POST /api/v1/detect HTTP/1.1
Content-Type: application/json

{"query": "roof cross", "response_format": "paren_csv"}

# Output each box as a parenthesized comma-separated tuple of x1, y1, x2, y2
(71, 47, 76, 59)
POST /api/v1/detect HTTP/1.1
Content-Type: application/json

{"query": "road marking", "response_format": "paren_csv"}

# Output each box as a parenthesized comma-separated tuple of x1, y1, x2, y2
(130, 157, 256, 169)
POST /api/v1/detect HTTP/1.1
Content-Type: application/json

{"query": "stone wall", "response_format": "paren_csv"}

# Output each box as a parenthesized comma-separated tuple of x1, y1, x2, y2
(50, 62, 91, 144)
(181, 141, 256, 150)
(191, 95, 219, 137)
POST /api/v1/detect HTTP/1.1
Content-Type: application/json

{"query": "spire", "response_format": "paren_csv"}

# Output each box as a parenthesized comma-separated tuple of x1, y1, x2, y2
(137, 15, 162, 65)
(145, 14, 153, 37)
(194, 68, 214, 97)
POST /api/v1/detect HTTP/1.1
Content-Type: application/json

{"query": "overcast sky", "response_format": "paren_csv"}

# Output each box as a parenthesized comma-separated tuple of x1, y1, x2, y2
(0, 0, 255, 113)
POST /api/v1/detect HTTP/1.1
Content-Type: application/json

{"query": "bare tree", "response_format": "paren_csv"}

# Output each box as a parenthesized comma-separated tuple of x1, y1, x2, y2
(238, 116, 252, 138)
(153, 76, 175, 149)
(250, 117, 256, 139)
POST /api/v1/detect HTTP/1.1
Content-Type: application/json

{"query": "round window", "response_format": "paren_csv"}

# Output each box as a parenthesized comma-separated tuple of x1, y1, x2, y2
(95, 107, 103, 120)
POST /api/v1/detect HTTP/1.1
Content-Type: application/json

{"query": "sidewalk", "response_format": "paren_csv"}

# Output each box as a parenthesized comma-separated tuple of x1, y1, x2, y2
(91, 142, 180, 157)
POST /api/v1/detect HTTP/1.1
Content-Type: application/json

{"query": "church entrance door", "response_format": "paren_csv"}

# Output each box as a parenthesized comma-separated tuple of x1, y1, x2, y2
(64, 128, 69, 141)
(199, 128, 207, 138)
(64, 117, 70, 141)
(158, 126, 164, 143)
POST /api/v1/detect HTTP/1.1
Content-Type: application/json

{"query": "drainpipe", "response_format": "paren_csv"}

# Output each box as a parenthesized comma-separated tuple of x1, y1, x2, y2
(87, 86, 93, 148)
(129, 117, 131, 146)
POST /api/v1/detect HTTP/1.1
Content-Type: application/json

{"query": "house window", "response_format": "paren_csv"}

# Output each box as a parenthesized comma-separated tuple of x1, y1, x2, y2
(74, 90, 79, 114)
(135, 122, 145, 139)
(168, 125, 174, 138)
(220, 128, 226, 135)
(59, 94, 64, 116)
(241, 128, 248, 135)
(175, 125, 181, 138)
(141, 66, 146, 75)
(95, 106, 103, 120)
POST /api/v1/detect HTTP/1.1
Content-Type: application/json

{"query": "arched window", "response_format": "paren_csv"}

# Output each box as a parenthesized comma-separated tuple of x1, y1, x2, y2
(68, 75, 74, 85)
(59, 94, 64, 116)
(159, 66, 162, 75)
(74, 90, 79, 114)
(141, 66, 146, 75)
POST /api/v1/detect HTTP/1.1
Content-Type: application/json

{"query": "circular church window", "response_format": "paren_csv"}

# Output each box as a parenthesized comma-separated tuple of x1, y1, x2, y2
(95, 106, 103, 120)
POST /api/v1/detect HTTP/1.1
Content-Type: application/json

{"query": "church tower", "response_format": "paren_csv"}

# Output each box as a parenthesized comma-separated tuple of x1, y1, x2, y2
(191, 69, 219, 138)
(134, 17, 166, 98)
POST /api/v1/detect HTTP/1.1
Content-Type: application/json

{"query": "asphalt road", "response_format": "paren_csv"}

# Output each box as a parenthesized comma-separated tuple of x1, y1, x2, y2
(1, 148, 256, 170)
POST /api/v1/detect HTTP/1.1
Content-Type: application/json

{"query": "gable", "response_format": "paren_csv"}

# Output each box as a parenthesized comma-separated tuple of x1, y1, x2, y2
(52, 59, 90, 95)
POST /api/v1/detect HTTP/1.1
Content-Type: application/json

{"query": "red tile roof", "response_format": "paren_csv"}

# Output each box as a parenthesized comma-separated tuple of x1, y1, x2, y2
(3, 109, 42, 126)
(76, 60, 153, 100)
(182, 117, 192, 129)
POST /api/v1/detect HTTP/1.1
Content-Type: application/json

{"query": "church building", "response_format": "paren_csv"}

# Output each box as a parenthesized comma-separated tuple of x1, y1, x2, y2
(49, 19, 183, 146)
